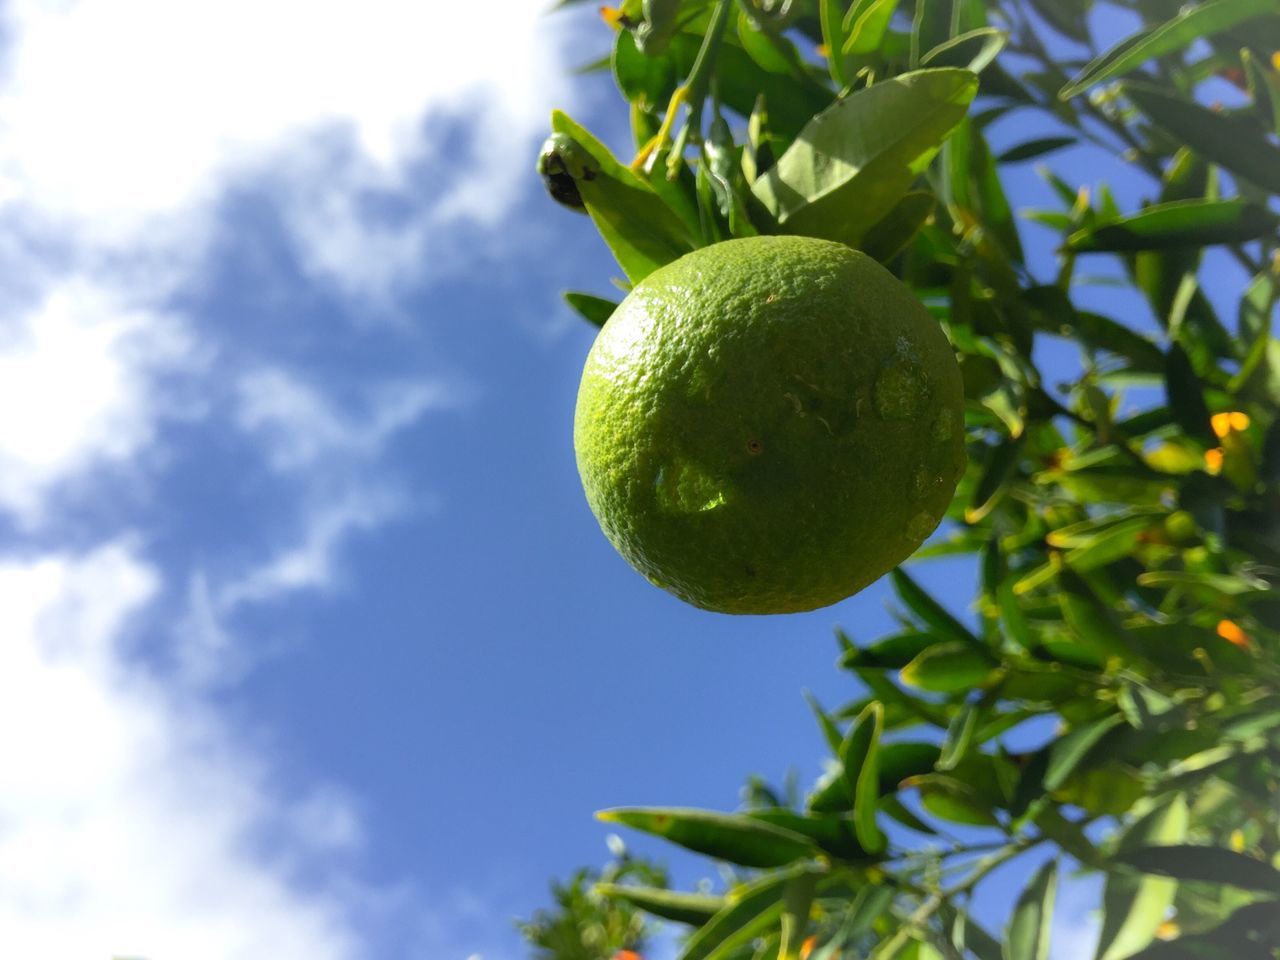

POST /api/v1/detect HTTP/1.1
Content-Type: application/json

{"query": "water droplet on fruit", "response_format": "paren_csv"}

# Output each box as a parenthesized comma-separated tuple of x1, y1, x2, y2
(912, 467, 929, 496)
(907, 511, 936, 542)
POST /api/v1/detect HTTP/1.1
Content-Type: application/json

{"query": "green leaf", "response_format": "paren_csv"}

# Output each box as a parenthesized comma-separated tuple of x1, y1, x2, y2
(613, 28, 676, 110)
(1112, 846, 1280, 893)
(747, 809, 873, 861)
(1232, 267, 1280, 402)
(1058, 570, 1143, 664)
(597, 807, 817, 868)
(997, 136, 1076, 164)
(840, 701, 886, 854)
(859, 191, 937, 263)
(1123, 82, 1280, 194)
(678, 865, 817, 960)
(819, 0, 849, 86)
(1164, 343, 1215, 445)
(1242, 47, 1280, 136)
(562, 291, 618, 327)
(921, 27, 1008, 73)
(909, 773, 1001, 826)
(1059, 0, 1279, 99)
(843, 0, 902, 57)
(1095, 795, 1189, 960)
(595, 883, 725, 926)
(549, 111, 694, 282)
(1005, 859, 1058, 960)
(1066, 200, 1279, 252)
(966, 433, 1026, 523)
(1061, 516, 1154, 572)
(891, 568, 981, 648)
(1045, 715, 1127, 791)
(945, 116, 1023, 262)
(752, 69, 978, 247)
(938, 702, 980, 771)
(842, 631, 940, 670)
(805, 691, 845, 755)
(901, 642, 998, 693)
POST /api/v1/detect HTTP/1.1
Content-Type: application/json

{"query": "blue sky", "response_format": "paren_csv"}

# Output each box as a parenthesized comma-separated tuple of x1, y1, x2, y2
(0, 2, 1255, 958)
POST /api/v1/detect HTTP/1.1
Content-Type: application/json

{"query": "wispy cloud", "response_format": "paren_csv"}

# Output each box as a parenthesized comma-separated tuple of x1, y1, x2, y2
(0, 0, 584, 954)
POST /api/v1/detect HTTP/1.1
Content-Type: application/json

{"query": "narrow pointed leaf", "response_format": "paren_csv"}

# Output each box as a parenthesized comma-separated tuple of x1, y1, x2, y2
(752, 69, 978, 247)
(922, 27, 1008, 73)
(1123, 83, 1280, 194)
(1045, 714, 1127, 790)
(891, 568, 981, 647)
(997, 136, 1076, 164)
(938, 702, 980, 771)
(596, 883, 726, 926)
(1005, 859, 1058, 960)
(1060, 0, 1279, 99)
(901, 642, 998, 693)
(1095, 795, 1189, 960)
(1066, 200, 1279, 252)
(678, 865, 815, 960)
(597, 807, 817, 868)
(1113, 845, 1280, 892)
(859, 191, 937, 263)
(563, 291, 618, 327)
(840, 701, 886, 853)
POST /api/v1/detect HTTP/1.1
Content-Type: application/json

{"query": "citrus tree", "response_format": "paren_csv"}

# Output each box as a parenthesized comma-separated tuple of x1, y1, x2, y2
(525, 0, 1280, 956)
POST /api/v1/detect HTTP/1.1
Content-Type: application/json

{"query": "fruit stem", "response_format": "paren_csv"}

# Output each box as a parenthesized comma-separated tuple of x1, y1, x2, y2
(665, 0, 733, 179)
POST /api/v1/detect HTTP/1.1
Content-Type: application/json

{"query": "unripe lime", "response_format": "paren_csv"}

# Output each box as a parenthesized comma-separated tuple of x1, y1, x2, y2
(574, 236, 965, 614)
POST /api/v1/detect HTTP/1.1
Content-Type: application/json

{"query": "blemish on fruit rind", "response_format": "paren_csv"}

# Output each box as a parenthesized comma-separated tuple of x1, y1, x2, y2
(931, 407, 955, 441)
(907, 511, 935, 542)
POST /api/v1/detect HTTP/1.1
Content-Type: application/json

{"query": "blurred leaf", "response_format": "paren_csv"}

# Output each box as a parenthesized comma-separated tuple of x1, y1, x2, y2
(613, 28, 676, 109)
(840, 701, 886, 854)
(1123, 82, 1280, 194)
(747, 809, 872, 861)
(819, 0, 849, 86)
(596, 883, 725, 926)
(1062, 516, 1153, 572)
(859, 191, 937, 263)
(1113, 845, 1280, 893)
(966, 433, 1026, 522)
(1045, 715, 1127, 791)
(1096, 795, 1189, 960)
(597, 808, 817, 868)
(753, 68, 978, 247)
(909, 773, 1001, 826)
(921, 27, 1008, 73)
(878, 741, 945, 792)
(946, 115, 1023, 262)
(1066, 200, 1279, 252)
(563, 291, 618, 327)
(1232, 267, 1280, 402)
(1057, 570, 1142, 663)
(805, 691, 845, 755)
(901, 642, 998, 693)
(997, 136, 1076, 163)
(1164, 343, 1215, 445)
(678, 865, 818, 960)
(891, 568, 982, 647)
(1005, 859, 1058, 960)
(1242, 47, 1280, 135)
(843, 0, 901, 57)
(938, 702, 980, 771)
(842, 631, 939, 670)
(1060, 0, 1279, 98)
(549, 111, 694, 282)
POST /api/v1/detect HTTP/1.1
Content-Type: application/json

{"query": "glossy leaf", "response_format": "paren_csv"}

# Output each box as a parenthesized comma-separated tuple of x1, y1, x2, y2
(1060, 0, 1279, 98)
(997, 136, 1076, 164)
(596, 883, 725, 926)
(678, 865, 817, 960)
(747, 809, 873, 861)
(1112, 845, 1280, 893)
(909, 773, 1001, 826)
(752, 69, 978, 247)
(1123, 82, 1280, 194)
(597, 807, 817, 868)
(1045, 715, 1127, 791)
(938, 702, 980, 771)
(1005, 859, 1058, 960)
(840, 701, 886, 853)
(1066, 200, 1279, 252)
(1095, 795, 1189, 960)
(563, 291, 618, 327)
(842, 0, 901, 57)
(901, 642, 998, 693)
(891, 568, 981, 648)
(549, 111, 694, 282)
(921, 27, 1008, 73)
(966, 433, 1025, 522)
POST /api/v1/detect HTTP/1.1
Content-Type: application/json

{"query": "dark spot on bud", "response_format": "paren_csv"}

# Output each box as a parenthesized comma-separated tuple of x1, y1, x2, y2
(746, 438, 764, 455)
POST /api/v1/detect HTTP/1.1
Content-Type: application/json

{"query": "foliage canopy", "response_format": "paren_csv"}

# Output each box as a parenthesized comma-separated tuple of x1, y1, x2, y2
(526, 0, 1280, 957)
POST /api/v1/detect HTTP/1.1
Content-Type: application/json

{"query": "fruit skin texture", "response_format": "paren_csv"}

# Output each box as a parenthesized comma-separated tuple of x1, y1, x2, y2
(574, 235, 965, 615)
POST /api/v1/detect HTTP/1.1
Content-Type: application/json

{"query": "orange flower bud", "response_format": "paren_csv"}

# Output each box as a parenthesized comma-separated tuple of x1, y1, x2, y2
(1217, 619, 1250, 649)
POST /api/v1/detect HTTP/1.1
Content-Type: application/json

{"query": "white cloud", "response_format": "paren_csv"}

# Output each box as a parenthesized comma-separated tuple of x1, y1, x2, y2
(236, 366, 451, 472)
(0, 542, 368, 959)
(0, 279, 197, 523)
(0, 0, 579, 295)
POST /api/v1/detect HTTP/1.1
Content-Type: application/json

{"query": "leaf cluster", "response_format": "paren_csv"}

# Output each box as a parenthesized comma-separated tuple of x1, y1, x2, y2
(533, 0, 1280, 957)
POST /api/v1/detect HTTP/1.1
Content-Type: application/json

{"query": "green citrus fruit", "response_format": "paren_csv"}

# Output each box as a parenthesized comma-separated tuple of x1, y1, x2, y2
(574, 235, 965, 614)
